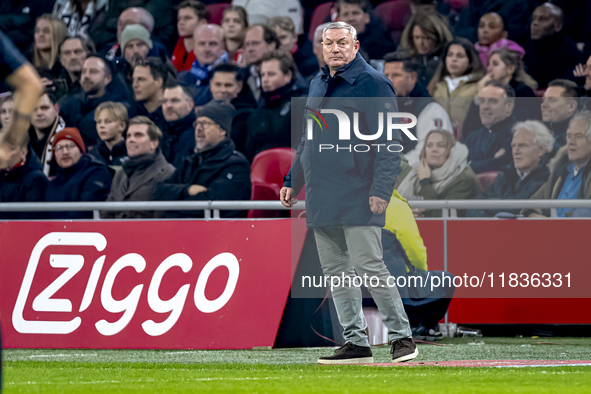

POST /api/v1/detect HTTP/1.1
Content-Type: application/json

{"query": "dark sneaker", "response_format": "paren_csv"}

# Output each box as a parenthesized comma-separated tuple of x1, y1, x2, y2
(411, 325, 426, 341)
(317, 342, 373, 365)
(390, 337, 419, 363)
(425, 327, 444, 342)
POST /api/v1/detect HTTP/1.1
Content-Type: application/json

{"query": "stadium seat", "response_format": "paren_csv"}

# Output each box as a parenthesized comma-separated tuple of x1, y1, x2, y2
(477, 171, 500, 192)
(535, 89, 547, 98)
(308, 2, 334, 41)
(208, 3, 231, 25)
(248, 148, 296, 218)
(374, 0, 412, 43)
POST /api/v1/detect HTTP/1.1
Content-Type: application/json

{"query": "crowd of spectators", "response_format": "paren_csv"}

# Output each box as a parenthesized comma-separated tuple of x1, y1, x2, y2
(2, 0, 591, 219)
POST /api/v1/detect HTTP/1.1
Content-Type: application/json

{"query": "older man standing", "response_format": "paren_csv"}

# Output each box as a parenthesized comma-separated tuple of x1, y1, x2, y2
(280, 22, 416, 364)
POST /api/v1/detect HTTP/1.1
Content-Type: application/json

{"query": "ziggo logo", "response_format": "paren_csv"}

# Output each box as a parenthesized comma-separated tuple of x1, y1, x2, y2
(12, 232, 239, 337)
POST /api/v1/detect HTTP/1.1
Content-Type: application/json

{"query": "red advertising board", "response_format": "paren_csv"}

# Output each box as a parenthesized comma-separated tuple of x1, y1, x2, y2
(0, 220, 295, 349)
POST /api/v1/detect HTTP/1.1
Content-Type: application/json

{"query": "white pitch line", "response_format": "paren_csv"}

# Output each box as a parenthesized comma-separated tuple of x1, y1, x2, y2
(28, 354, 98, 358)
(6, 377, 285, 386)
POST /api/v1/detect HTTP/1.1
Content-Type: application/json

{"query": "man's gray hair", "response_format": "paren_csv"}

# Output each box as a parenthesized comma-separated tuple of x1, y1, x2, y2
(512, 120, 555, 153)
(569, 109, 591, 139)
(323, 22, 358, 42)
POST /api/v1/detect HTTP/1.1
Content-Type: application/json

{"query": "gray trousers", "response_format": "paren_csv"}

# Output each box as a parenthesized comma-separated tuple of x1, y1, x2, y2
(314, 225, 411, 347)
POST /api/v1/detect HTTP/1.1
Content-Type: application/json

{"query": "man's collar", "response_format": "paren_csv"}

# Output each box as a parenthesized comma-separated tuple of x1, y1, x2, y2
(321, 53, 365, 85)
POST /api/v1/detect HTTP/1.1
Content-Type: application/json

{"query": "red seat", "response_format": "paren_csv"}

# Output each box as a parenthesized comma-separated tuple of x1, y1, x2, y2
(207, 3, 231, 25)
(477, 171, 500, 192)
(444, 0, 469, 12)
(535, 89, 547, 98)
(308, 2, 334, 41)
(248, 148, 298, 218)
(374, 0, 412, 43)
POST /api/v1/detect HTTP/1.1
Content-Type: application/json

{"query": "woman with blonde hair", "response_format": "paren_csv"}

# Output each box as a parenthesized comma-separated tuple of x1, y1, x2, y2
(32, 14, 68, 71)
(397, 129, 479, 217)
(428, 38, 486, 125)
(399, 9, 453, 87)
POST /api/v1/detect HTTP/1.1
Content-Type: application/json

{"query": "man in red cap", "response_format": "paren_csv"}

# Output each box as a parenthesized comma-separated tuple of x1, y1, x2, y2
(45, 127, 113, 219)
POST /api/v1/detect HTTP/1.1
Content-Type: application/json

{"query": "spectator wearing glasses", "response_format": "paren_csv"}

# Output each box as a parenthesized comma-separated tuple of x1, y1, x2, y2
(45, 127, 113, 219)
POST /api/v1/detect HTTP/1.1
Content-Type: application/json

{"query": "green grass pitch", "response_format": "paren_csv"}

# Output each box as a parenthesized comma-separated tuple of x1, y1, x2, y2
(3, 338, 591, 393)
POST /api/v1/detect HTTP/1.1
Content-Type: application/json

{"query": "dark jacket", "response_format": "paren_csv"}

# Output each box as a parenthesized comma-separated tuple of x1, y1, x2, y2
(467, 156, 551, 217)
(415, 46, 443, 88)
(0, 148, 48, 219)
(455, 0, 537, 45)
(0, 0, 54, 53)
(87, 140, 128, 168)
(243, 80, 307, 161)
(284, 53, 402, 228)
(465, 115, 515, 173)
(357, 18, 397, 61)
(153, 139, 251, 218)
(547, 113, 575, 152)
(163, 111, 196, 168)
(522, 147, 591, 217)
(293, 35, 319, 79)
(101, 150, 175, 219)
(45, 155, 113, 219)
(59, 86, 130, 147)
(89, 0, 174, 52)
(523, 31, 583, 90)
(128, 102, 167, 136)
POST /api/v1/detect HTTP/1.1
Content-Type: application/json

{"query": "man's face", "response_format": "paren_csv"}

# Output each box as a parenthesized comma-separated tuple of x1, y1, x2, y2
(32, 94, 58, 130)
(412, 25, 435, 55)
(338, 3, 369, 34)
(81, 57, 111, 96)
(541, 87, 577, 123)
(118, 8, 149, 43)
(323, 28, 359, 71)
(479, 85, 514, 128)
(244, 26, 275, 65)
(177, 7, 203, 38)
(313, 27, 326, 67)
(162, 86, 194, 122)
(54, 140, 82, 169)
(132, 66, 161, 102)
(96, 109, 125, 142)
(274, 27, 297, 53)
(194, 25, 225, 66)
(60, 39, 87, 74)
(195, 116, 225, 151)
(531, 5, 559, 40)
(210, 72, 242, 102)
(566, 119, 591, 165)
(126, 124, 158, 157)
(384, 62, 416, 97)
(478, 13, 506, 46)
(124, 39, 150, 65)
(511, 129, 545, 173)
(261, 59, 291, 92)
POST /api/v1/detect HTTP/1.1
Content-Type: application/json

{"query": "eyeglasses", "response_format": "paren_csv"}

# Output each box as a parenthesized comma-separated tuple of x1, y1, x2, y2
(54, 142, 78, 152)
(194, 120, 217, 129)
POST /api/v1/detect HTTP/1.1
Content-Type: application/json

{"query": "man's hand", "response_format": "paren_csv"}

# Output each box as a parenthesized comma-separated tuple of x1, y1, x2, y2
(188, 185, 207, 196)
(369, 196, 388, 214)
(280, 187, 297, 207)
(574, 63, 587, 77)
(412, 207, 426, 218)
(418, 159, 431, 180)
(40, 77, 55, 91)
(494, 148, 506, 159)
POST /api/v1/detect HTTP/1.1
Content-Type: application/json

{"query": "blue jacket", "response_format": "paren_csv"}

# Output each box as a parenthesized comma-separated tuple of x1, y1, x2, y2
(45, 155, 113, 219)
(284, 53, 403, 228)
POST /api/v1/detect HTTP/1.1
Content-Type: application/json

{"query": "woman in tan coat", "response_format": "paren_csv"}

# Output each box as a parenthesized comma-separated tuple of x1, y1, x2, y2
(428, 38, 486, 125)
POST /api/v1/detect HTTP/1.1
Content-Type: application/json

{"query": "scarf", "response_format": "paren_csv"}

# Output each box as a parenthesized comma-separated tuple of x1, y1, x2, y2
(397, 142, 469, 200)
(444, 74, 473, 94)
(122, 150, 160, 177)
(189, 52, 229, 85)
